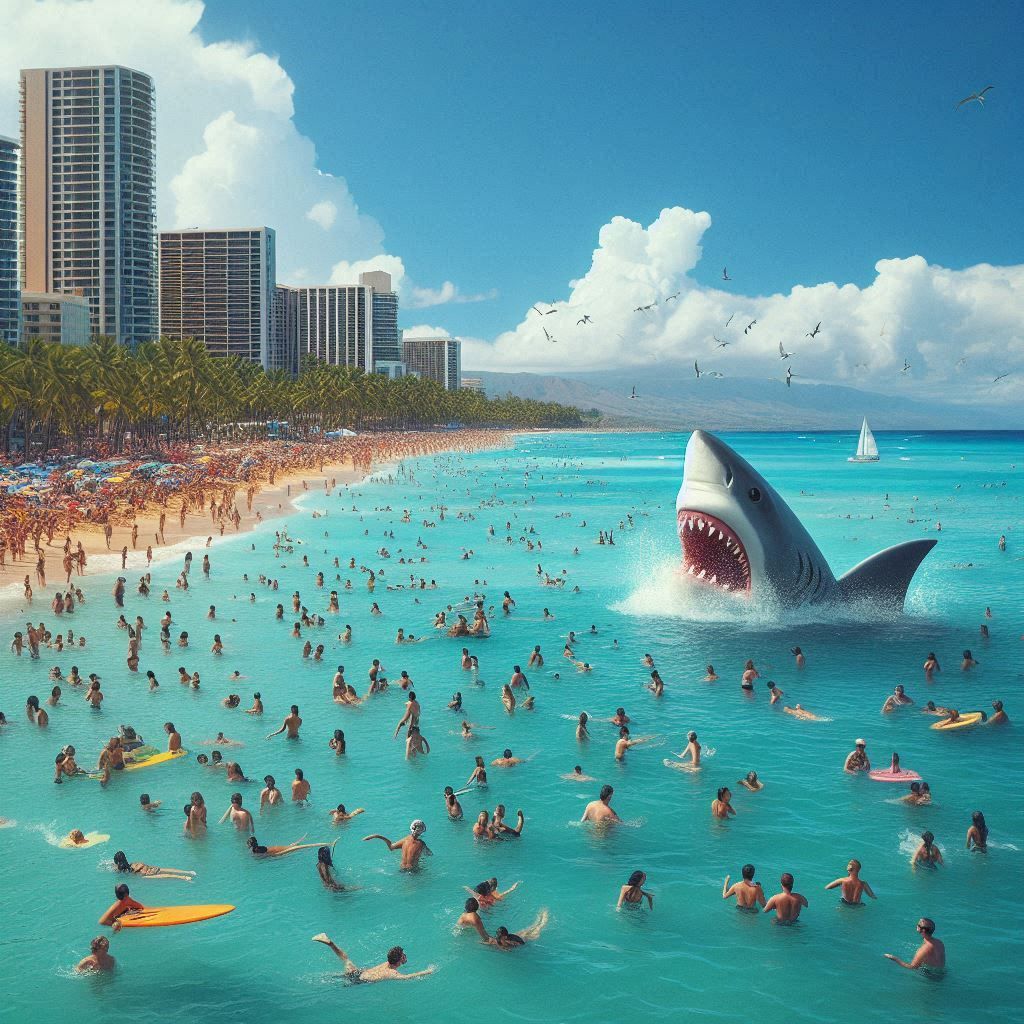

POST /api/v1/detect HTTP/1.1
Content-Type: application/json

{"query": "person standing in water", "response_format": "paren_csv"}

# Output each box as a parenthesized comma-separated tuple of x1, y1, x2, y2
(763, 873, 808, 923)
(824, 860, 877, 905)
(884, 918, 945, 973)
(722, 864, 766, 910)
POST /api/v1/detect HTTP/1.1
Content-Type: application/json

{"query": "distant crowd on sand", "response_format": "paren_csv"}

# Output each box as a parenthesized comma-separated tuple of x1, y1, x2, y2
(0, 431, 511, 586)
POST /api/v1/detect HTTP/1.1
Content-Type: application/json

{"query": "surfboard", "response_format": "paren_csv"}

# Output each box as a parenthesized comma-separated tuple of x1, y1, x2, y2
(59, 831, 110, 849)
(124, 749, 188, 771)
(931, 713, 984, 732)
(117, 904, 235, 928)
(868, 768, 922, 782)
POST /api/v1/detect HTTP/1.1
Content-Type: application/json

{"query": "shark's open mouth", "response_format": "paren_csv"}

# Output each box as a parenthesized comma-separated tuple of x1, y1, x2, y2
(677, 510, 751, 593)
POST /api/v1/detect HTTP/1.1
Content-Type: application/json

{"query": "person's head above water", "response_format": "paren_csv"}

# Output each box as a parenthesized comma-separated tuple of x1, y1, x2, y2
(741, 863, 756, 880)
(600, 784, 613, 802)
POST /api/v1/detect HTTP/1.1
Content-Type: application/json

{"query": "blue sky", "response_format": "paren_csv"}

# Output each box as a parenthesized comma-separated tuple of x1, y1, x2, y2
(197, 0, 1022, 341)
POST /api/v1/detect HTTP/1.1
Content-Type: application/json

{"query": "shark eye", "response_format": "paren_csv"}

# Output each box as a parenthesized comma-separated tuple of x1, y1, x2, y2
(748, 487, 762, 502)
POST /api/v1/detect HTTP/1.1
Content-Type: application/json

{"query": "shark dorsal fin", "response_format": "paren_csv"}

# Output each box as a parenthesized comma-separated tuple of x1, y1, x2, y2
(836, 539, 937, 611)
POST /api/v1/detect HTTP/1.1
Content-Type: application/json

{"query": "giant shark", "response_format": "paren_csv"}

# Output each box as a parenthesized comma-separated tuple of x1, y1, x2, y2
(676, 430, 936, 610)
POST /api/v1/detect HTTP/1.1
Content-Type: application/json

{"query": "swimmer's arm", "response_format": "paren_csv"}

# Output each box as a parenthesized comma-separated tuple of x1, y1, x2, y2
(218, 806, 232, 824)
(722, 876, 734, 899)
(363, 834, 400, 850)
(396, 967, 436, 980)
(616, 885, 630, 910)
(762, 896, 777, 914)
(798, 894, 809, 908)
(885, 949, 926, 970)
(862, 881, 877, 899)
(266, 721, 287, 738)
(824, 879, 843, 891)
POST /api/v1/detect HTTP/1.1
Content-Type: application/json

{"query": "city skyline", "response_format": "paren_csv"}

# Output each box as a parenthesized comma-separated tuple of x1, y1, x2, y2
(0, 1, 1020, 405)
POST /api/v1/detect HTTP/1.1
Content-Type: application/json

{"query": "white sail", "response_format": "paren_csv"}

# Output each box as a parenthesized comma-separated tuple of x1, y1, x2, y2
(849, 418, 879, 462)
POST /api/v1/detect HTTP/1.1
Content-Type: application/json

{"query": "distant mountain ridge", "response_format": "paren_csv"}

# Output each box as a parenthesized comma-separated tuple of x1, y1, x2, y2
(465, 369, 1023, 430)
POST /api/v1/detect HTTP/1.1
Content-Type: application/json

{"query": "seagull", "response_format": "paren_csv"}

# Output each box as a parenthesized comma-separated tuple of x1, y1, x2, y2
(785, 367, 794, 388)
(956, 85, 994, 109)
(634, 303, 656, 313)
(577, 315, 594, 326)
(722, 267, 732, 281)
(744, 320, 757, 335)
(879, 320, 887, 337)
(694, 360, 703, 379)
(854, 361, 869, 371)
(725, 313, 735, 327)
(531, 305, 544, 316)
(956, 357, 967, 369)
(665, 291, 680, 302)
(993, 372, 1010, 383)
(778, 341, 793, 360)
(707, 371, 725, 379)
(805, 322, 822, 339)
(714, 335, 730, 348)
(543, 327, 556, 343)
(900, 359, 911, 375)
(629, 385, 638, 399)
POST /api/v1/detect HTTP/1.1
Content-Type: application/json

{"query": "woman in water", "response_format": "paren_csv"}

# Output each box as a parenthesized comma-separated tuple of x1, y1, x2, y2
(961, 649, 978, 671)
(316, 845, 346, 890)
(329, 729, 346, 756)
(489, 910, 550, 949)
(966, 811, 988, 852)
(923, 652, 941, 680)
(466, 755, 488, 789)
(112, 850, 195, 881)
(444, 786, 463, 820)
(247, 836, 332, 858)
(741, 660, 759, 691)
(501, 684, 516, 714)
(616, 870, 654, 910)
(576, 712, 590, 742)
(738, 771, 764, 791)
(703, 664, 719, 682)
(912, 831, 943, 868)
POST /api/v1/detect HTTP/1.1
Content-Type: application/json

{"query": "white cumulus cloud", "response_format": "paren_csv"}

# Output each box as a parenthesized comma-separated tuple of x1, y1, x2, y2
(463, 206, 1024, 404)
(0, 0, 382, 281)
(402, 325, 452, 339)
(328, 254, 495, 309)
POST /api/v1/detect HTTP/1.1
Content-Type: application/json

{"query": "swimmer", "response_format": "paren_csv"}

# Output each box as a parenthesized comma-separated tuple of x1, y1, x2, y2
(581, 784, 620, 824)
(824, 859, 877, 905)
(711, 787, 735, 819)
(920, 701, 951, 717)
(219, 793, 255, 832)
(561, 765, 594, 782)
(457, 897, 492, 941)
(311, 935, 435, 982)
(363, 820, 432, 870)
(881, 684, 914, 713)
(576, 712, 590, 741)
(767, 680, 784, 704)
(444, 787, 463, 820)
(923, 652, 941, 681)
(966, 811, 988, 853)
(911, 831, 943, 868)
(844, 739, 870, 773)
(763, 873, 808, 923)
(492, 748, 525, 767)
(615, 726, 655, 761)
(741, 660, 759, 690)
(783, 704, 824, 721)
(267, 704, 302, 740)
(617, 870, 654, 910)
(76, 935, 116, 973)
(466, 877, 520, 908)
(961, 649, 978, 670)
(667, 730, 701, 770)
(139, 794, 161, 812)
(112, 850, 195, 881)
(330, 804, 366, 824)
(317, 845, 346, 891)
(884, 918, 945, 972)
(791, 646, 805, 668)
(260, 775, 283, 813)
(98, 883, 144, 927)
(703, 664, 719, 682)
(722, 864, 766, 909)
(246, 692, 264, 715)
(247, 836, 331, 858)
(488, 910, 550, 950)
(988, 700, 1009, 725)
(738, 771, 763, 792)
(900, 782, 931, 806)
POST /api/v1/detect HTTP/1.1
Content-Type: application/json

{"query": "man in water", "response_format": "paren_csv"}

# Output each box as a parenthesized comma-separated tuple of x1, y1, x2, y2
(884, 918, 945, 972)
(76, 935, 116, 973)
(824, 859, 877, 905)
(844, 739, 870, 773)
(988, 700, 1009, 725)
(881, 685, 914, 713)
(363, 820, 432, 870)
(267, 705, 302, 740)
(312, 935, 435, 982)
(763, 873, 808, 923)
(581, 784, 620, 824)
(722, 864, 766, 910)
(219, 792, 255, 833)
(456, 897, 492, 941)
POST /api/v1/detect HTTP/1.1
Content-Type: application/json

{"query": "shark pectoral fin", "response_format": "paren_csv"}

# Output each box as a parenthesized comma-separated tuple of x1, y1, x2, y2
(836, 539, 937, 610)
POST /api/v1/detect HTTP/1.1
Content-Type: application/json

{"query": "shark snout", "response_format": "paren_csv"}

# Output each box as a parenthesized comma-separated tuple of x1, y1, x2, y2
(683, 430, 734, 488)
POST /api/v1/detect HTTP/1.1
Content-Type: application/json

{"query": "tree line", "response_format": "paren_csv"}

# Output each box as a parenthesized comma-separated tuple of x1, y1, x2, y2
(0, 337, 583, 455)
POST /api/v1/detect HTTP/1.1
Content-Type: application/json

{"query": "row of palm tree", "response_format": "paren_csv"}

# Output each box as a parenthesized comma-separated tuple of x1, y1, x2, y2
(0, 337, 582, 456)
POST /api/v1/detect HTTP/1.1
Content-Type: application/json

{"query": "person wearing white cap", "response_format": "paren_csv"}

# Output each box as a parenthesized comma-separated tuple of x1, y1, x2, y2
(363, 820, 432, 871)
(844, 739, 871, 773)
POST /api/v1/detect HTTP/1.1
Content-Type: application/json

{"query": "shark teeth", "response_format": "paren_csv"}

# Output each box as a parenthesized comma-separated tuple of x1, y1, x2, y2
(677, 510, 752, 593)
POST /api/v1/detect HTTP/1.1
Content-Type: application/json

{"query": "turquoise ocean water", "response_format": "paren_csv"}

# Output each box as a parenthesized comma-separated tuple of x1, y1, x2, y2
(0, 430, 1021, 1024)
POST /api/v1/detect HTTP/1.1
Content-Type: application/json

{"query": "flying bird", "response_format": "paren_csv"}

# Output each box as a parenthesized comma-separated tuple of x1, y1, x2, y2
(577, 315, 594, 326)
(694, 360, 703, 379)
(714, 335, 729, 348)
(956, 85, 994, 109)
(786, 367, 794, 388)
(634, 303, 656, 313)
(543, 327, 556, 343)
(879, 320, 887, 337)
(707, 371, 725, 379)
(722, 267, 732, 281)
(778, 341, 793, 360)
(956, 357, 967, 369)
(993, 372, 1010, 383)
(900, 360, 911, 375)
(744, 320, 757, 335)
(629, 385, 638, 399)
(665, 291, 680, 302)
(531, 305, 543, 316)
(725, 313, 735, 327)
(805, 322, 822, 339)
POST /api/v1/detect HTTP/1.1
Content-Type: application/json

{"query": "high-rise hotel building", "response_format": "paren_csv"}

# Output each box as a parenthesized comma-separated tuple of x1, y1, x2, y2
(402, 335, 462, 391)
(0, 135, 19, 344)
(159, 227, 277, 368)
(286, 285, 373, 372)
(20, 66, 158, 344)
(358, 270, 401, 374)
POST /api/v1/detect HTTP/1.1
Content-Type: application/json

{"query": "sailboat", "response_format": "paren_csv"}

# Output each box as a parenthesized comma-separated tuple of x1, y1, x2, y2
(848, 418, 879, 463)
